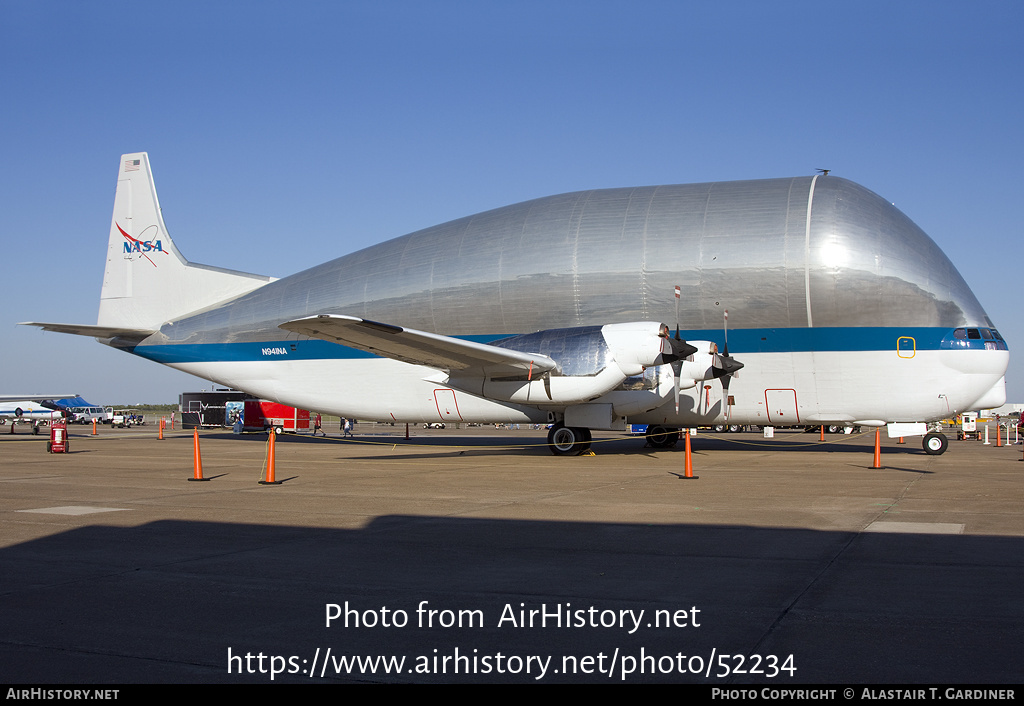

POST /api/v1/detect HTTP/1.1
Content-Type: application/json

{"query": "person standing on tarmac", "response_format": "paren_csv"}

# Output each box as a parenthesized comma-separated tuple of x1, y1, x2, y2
(314, 413, 324, 436)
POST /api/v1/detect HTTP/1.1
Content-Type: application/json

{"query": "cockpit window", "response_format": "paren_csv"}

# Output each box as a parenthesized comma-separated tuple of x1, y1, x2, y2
(941, 327, 1008, 350)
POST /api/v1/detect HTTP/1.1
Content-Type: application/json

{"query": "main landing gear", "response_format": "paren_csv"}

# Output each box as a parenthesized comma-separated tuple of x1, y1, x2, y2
(645, 425, 680, 448)
(922, 432, 949, 455)
(546, 423, 592, 456)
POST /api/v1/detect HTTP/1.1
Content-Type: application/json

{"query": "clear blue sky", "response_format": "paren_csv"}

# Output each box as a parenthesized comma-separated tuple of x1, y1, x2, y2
(2, 1, 1021, 404)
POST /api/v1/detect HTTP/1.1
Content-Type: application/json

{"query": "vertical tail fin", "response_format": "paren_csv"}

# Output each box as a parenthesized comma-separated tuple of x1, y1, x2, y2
(98, 153, 274, 330)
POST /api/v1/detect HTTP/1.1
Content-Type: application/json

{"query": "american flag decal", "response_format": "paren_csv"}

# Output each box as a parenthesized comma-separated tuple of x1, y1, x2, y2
(124, 159, 140, 172)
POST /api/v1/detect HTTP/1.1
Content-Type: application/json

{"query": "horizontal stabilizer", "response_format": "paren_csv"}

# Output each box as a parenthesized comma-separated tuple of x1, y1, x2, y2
(0, 394, 78, 403)
(280, 315, 558, 377)
(20, 321, 157, 340)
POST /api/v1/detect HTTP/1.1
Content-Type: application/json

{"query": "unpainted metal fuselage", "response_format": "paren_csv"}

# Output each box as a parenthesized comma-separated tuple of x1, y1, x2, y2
(26, 154, 1009, 440)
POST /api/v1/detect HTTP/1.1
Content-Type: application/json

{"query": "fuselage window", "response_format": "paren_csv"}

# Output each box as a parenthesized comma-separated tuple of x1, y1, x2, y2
(967, 329, 981, 339)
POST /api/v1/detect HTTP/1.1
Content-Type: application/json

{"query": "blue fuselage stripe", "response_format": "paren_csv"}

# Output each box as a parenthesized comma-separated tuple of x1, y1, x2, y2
(129, 327, 992, 365)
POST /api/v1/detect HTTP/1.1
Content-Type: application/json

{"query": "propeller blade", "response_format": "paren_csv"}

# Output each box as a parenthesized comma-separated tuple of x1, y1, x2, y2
(722, 374, 732, 420)
(715, 309, 742, 419)
(672, 360, 682, 414)
(720, 355, 737, 419)
(712, 352, 743, 422)
(667, 287, 695, 416)
(723, 309, 729, 357)
(714, 307, 742, 379)
(674, 285, 681, 340)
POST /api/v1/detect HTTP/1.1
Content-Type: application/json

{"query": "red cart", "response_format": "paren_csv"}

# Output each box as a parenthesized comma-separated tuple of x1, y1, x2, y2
(48, 420, 69, 453)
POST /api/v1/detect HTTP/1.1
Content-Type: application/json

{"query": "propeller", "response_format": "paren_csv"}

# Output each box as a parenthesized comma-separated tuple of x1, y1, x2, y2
(712, 309, 743, 418)
(660, 288, 744, 416)
(661, 286, 698, 414)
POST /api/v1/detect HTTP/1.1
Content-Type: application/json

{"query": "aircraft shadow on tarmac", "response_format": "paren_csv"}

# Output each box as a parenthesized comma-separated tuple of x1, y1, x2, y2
(2, 515, 1021, 684)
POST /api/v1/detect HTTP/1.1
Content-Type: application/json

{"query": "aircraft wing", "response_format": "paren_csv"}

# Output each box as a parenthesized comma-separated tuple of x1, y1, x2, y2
(280, 315, 558, 377)
(20, 322, 158, 340)
(0, 395, 77, 403)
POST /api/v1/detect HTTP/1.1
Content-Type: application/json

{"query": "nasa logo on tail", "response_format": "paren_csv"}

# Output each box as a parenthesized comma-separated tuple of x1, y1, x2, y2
(117, 222, 167, 266)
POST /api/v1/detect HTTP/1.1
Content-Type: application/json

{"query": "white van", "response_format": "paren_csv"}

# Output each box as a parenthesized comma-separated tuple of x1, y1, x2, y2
(69, 406, 111, 424)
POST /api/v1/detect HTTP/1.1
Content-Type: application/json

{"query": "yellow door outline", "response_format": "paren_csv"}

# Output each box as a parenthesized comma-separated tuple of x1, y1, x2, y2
(897, 336, 916, 359)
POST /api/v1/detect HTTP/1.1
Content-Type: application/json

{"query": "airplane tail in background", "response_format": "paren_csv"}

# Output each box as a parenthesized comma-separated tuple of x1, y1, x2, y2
(97, 152, 274, 331)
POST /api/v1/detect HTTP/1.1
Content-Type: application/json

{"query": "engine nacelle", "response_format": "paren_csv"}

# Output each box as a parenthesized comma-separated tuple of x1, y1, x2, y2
(451, 322, 724, 411)
(601, 322, 675, 376)
(465, 365, 630, 407)
(675, 340, 720, 384)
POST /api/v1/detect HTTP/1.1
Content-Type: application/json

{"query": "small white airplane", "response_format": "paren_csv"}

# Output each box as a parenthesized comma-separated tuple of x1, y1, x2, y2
(23, 153, 1008, 455)
(0, 396, 76, 434)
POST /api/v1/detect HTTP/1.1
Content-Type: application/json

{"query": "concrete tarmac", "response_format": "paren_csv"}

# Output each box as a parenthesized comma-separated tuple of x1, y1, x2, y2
(1, 424, 1022, 683)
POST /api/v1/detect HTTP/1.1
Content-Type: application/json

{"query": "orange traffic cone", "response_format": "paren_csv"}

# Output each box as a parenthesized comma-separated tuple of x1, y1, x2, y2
(260, 429, 283, 485)
(188, 428, 209, 481)
(682, 429, 698, 479)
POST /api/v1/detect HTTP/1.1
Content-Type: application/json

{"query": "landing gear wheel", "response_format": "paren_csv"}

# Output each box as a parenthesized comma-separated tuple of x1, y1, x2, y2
(547, 423, 588, 456)
(922, 432, 948, 455)
(646, 425, 680, 448)
(578, 427, 592, 453)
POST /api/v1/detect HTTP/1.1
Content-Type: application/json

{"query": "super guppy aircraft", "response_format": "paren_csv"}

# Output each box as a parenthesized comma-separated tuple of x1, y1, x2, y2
(24, 153, 1008, 454)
